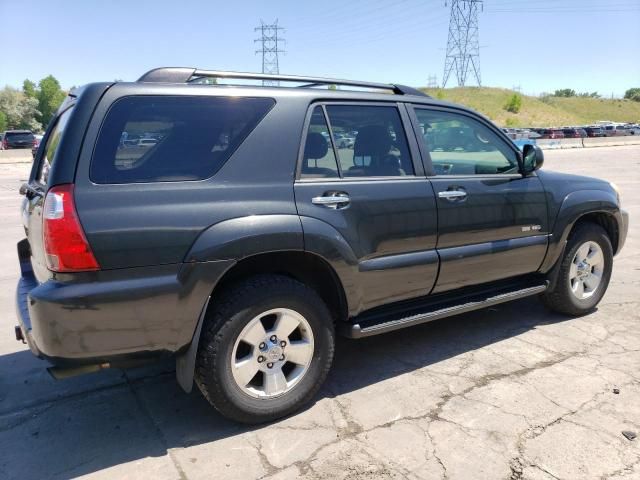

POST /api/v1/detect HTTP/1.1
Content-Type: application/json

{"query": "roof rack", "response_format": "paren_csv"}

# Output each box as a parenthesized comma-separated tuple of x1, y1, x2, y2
(137, 67, 429, 97)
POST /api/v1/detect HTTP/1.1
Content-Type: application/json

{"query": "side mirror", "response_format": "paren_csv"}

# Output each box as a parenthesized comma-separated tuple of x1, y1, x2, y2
(522, 144, 544, 174)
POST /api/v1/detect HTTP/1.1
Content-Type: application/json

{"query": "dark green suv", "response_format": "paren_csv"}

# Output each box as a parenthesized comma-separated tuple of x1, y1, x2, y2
(15, 68, 628, 423)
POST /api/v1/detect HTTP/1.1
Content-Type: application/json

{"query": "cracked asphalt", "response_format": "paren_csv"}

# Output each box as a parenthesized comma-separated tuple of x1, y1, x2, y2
(1, 145, 638, 480)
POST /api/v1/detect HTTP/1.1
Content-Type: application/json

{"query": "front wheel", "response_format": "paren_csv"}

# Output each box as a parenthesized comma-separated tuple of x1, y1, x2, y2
(195, 275, 335, 423)
(541, 222, 613, 316)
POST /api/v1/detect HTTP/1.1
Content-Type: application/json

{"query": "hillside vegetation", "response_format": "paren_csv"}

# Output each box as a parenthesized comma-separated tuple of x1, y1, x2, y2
(421, 87, 640, 127)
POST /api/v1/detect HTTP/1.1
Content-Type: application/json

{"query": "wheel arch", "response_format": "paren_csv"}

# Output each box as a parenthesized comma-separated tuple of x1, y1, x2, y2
(208, 250, 349, 325)
(540, 189, 622, 274)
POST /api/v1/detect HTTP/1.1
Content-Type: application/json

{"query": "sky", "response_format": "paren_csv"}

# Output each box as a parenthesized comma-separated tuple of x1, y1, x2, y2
(1, 0, 639, 97)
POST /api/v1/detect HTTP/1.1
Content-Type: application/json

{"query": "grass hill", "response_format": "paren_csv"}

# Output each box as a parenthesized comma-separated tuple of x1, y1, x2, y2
(420, 87, 640, 127)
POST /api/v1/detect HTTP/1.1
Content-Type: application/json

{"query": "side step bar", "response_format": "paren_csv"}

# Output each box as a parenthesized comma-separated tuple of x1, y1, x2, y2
(342, 283, 547, 339)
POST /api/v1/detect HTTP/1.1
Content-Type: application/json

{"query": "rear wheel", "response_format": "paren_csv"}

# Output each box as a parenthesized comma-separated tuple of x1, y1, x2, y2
(541, 222, 613, 316)
(195, 275, 334, 423)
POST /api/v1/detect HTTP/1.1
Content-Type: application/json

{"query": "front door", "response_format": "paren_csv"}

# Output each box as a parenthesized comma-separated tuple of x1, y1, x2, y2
(411, 106, 549, 293)
(295, 103, 438, 314)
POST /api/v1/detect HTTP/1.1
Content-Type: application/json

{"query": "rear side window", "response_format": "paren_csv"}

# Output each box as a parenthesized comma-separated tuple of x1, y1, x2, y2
(39, 108, 73, 185)
(91, 96, 274, 183)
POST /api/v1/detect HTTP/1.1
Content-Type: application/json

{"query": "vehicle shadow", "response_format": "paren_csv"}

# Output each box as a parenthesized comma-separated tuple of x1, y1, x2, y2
(0, 296, 577, 480)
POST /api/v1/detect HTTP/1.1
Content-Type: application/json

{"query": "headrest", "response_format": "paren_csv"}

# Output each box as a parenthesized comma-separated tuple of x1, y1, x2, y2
(304, 132, 329, 160)
(354, 125, 392, 158)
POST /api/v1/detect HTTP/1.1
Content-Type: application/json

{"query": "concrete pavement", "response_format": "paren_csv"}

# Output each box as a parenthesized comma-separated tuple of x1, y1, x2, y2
(0, 146, 639, 479)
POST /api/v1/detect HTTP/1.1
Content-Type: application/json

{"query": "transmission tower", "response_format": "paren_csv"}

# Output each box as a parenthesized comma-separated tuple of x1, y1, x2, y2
(254, 20, 285, 86)
(427, 75, 438, 88)
(442, 0, 482, 88)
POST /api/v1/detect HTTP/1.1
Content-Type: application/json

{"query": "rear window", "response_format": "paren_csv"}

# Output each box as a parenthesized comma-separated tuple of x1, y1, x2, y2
(91, 96, 275, 184)
(6, 131, 34, 141)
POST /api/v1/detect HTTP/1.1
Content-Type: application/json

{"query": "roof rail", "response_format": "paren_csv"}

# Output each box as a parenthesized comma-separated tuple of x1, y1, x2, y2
(137, 67, 429, 97)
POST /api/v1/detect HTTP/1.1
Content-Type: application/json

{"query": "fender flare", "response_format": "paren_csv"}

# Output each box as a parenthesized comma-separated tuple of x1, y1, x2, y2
(185, 214, 304, 262)
(540, 189, 620, 274)
(176, 214, 359, 391)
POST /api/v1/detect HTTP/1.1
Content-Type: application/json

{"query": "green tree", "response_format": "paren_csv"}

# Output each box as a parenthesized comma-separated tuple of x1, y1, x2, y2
(0, 87, 42, 131)
(23, 79, 37, 99)
(504, 93, 522, 113)
(0, 111, 7, 132)
(553, 89, 577, 97)
(624, 88, 640, 102)
(37, 75, 66, 126)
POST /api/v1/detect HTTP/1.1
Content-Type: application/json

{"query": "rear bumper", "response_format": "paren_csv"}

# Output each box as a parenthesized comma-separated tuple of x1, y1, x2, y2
(15, 240, 42, 357)
(14, 238, 234, 365)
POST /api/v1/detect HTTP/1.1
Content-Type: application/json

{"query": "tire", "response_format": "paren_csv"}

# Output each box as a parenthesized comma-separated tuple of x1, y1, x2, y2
(541, 222, 613, 316)
(194, 274, 335, 424)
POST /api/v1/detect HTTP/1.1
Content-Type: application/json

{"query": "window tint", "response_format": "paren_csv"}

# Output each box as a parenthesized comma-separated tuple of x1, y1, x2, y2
(325, 105, 414, 177)
(6, 132, 34, 141)
(300, 107, 339, 179)
(91, 96, 274, 183)
(39, 107, 73, 185)
(414, 109, 518, 175)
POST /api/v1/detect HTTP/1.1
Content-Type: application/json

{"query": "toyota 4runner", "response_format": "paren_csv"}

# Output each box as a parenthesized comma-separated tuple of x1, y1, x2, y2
(15, 68, 629, 423)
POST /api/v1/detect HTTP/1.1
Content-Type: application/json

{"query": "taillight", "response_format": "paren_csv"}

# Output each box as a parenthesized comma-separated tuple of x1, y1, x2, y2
(43, 184, 100, 272)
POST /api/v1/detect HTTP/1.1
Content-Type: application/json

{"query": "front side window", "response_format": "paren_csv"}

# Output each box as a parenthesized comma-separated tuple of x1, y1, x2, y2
(414, 108, 518, 176)
(91, 96, 274, 183)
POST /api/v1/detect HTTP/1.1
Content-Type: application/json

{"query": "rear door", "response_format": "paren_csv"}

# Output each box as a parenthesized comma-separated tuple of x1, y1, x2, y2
(295, 103, 439, 313)
(410, 106, 549, 293)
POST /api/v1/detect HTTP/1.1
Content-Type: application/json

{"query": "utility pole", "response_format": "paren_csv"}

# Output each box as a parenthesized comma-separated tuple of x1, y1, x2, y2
(255, 20, 285, 86)
(427, 75, 438, 88)
(442, 0, 482, 88)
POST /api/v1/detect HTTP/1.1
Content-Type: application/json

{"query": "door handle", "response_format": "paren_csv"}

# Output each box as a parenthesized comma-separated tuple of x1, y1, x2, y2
(438, 190, 467, 201)
(312, 193, 350, 209)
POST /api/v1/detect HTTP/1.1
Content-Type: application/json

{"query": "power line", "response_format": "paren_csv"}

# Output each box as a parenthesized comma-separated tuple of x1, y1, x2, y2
(255, 20, 285, 86)
(427, 75, 438, 88)
(443, 0, 483, 88)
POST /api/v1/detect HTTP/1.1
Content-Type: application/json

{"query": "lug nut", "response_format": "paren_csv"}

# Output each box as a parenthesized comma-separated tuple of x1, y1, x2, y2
(259, 342, 266, 350)
(257, 356, 265, 363)
(267, 362, 273, 369)
(280, 340, 286, 347)
(270, 335, 277, 342)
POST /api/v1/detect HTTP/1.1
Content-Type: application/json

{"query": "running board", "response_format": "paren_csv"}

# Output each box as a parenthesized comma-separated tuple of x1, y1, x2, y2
(342, 283, 547, 339)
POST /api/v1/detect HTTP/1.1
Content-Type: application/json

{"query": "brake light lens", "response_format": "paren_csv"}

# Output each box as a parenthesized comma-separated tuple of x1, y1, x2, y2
(43, 184, 99, 272)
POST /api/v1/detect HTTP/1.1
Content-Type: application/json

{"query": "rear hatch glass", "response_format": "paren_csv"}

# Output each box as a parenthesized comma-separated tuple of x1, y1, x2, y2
(6, 132, 34, 143)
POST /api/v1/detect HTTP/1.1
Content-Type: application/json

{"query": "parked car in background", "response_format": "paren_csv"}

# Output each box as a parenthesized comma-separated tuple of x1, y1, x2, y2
(2, 130, 36, 149)
(137, 137, 159, 147)
(562, 128, 587, 138)
(623, 125, 640, 135)
(539, 129, 565, 139)
(603, 125, 629, 137)
(584, 126, 606, 137)
(334, 133, 355, 148)
(30, 135, 43, 158)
